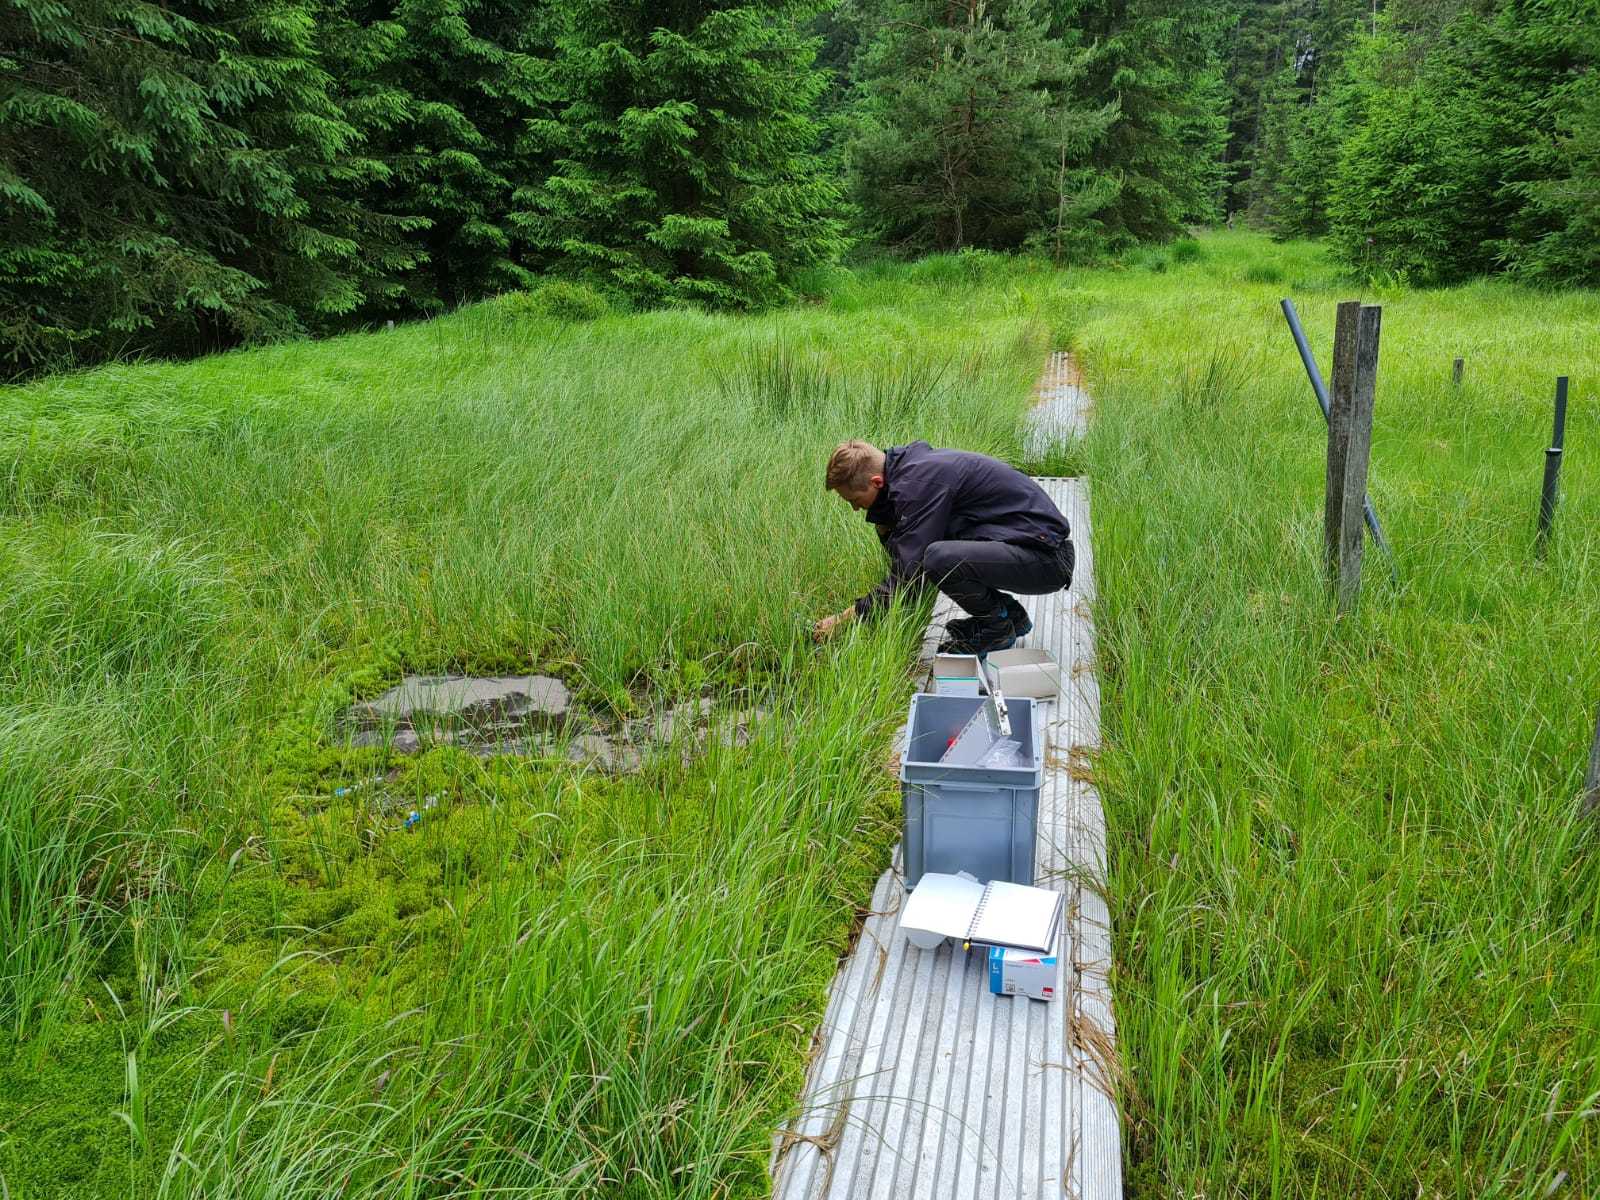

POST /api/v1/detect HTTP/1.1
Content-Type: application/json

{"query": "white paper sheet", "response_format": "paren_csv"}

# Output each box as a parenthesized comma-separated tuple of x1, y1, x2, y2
(899, 871, 985, 948)
(967, 880, 1062, 953)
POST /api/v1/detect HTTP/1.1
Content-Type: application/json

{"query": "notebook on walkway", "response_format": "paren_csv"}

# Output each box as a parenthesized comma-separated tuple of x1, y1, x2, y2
(900, 871, 1063, 954)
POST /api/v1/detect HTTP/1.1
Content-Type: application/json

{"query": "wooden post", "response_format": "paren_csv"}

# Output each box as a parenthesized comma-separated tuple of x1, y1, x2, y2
(1452, 357, 1463, 386)
(1325, 301, 1361, 586)
(1584, 703, 1600, 819)
(1339, 307, 1382, 611)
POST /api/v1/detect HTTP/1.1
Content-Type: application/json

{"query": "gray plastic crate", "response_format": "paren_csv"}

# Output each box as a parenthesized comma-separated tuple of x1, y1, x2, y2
(900, 693, 1044, 887)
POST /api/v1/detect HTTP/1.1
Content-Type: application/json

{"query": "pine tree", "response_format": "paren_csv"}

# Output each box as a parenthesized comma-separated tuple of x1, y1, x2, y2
(512, 1, 844, 310)
(847, 0, 1114, 255)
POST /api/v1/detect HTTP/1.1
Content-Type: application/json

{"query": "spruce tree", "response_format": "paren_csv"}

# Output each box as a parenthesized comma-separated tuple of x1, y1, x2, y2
(0, 0, 415, 374)
(229, 1, 425, 332)
(1512, 72, 1600, 284)
(1218, 0, 1367, 226)
(1050, 0, 1230, 242)
(1325, 1, 1599, 283)
(333, 0, 552, 313)
(512, 1, 844, 310)
(847, 0, 1114, 255)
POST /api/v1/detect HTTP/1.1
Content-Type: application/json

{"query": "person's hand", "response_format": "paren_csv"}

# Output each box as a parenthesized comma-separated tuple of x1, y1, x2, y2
(812, 607, 854, 642)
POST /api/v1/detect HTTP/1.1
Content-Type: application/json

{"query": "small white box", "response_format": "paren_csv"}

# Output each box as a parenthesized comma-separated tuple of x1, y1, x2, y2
(931, 653, 983, 697)
(984, 648, 1063, 699)
(987, 945, 1059, 1001)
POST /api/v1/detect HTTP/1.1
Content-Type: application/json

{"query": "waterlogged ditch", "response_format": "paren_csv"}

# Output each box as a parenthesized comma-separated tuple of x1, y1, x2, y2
(336, 671, 771, 774)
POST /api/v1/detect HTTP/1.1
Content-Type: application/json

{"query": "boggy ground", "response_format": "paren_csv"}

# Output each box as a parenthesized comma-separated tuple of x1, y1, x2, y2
(3, 234, 1600, 1197)
(0, 249, 1053, 1196)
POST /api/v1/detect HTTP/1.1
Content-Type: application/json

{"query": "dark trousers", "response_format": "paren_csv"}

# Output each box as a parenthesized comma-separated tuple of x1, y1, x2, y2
(921, 539, 1074, 617)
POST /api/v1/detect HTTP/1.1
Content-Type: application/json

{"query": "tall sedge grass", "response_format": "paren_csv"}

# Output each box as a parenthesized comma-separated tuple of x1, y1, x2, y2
(0, 254, 1058, 1195)
(1081, 234, 1600, 1196)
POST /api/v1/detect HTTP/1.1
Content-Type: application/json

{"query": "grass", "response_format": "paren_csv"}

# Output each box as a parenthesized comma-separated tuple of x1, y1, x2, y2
(1078, 234, 1600, 1196)
(2, 230, 1598, 1196)
(0, 257, 1058, 1195)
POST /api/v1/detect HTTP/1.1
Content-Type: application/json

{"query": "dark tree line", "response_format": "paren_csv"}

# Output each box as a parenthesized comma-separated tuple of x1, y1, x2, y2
(1221, 0, 1600, 285)
(3, 0, 1597, 376)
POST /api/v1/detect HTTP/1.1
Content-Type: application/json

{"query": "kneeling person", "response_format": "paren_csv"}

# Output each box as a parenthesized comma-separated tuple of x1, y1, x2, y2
(813, 439, 1074, 654)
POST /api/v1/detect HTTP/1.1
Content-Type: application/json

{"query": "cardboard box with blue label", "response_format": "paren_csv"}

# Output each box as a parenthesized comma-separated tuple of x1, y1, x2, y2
(931, 654, 984, 697)
(987, 946, 1059, 1001)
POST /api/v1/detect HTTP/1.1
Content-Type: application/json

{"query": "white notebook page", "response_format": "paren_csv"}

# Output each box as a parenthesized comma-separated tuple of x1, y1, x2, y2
(899, 872, 986, 947)
(966, 880, 1062, 953)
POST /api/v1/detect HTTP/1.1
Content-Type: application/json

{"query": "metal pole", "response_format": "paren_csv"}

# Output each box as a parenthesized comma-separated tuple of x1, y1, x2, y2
(1537, 377, 1569, 558)
(1281, 298, 1397, 581)
(1553, 376, 1569, 449)
(1584, 702, 1600, 819)
(1537, 449, 1563, 557)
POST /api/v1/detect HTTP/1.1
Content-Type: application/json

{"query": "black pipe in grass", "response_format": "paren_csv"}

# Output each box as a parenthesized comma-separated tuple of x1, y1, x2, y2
(1536, 376, 1568, 558)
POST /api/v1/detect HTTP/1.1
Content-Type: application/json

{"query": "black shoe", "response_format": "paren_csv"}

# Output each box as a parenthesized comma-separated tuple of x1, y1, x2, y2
(942, 613, 986, 641)
(937, 611, 1018, 655)
(945, 605, 1032, 645)
(1008, 607, 1033, 641)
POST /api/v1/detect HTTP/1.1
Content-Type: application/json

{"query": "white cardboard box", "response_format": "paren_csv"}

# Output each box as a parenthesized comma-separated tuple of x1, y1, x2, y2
(985, 647, 1063, 699)
(931, 653, 983, 697)
(988, 945, 1059, 1001)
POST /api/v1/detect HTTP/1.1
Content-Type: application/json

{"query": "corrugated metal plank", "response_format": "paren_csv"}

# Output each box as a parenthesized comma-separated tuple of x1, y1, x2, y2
(886, 940, 957, 1199)
(772, 863, 900, 1197)
(1025, 351, 1090, 459)
(903, 941, 972, 1196)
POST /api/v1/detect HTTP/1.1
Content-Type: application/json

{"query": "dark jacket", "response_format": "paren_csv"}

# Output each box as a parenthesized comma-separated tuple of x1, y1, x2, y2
(854, 441, 1072, 617)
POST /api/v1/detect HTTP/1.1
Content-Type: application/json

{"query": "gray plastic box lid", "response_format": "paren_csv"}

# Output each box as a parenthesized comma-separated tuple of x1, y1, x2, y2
(899, 693, 1044, 888)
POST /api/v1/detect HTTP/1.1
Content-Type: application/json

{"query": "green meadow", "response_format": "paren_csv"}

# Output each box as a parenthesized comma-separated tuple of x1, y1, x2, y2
(3, 232, 1599, 1197)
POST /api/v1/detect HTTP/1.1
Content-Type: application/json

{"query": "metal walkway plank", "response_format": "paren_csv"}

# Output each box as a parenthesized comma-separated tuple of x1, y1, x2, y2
(772, 444, 1121, 1196)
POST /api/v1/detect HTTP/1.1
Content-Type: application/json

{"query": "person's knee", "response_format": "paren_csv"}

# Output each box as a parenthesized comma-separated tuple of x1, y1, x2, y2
(920, 541, 961, 580)
(1056, 542, 1075, 590)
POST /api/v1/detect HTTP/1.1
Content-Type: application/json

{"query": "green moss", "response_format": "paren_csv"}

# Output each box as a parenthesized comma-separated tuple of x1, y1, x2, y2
(0, 1013, 218, 1198)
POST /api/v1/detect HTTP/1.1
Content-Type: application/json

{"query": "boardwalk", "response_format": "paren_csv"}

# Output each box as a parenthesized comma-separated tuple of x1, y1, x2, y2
(772, 394, 1121, 1199)
(1024, 351, 1091, 460)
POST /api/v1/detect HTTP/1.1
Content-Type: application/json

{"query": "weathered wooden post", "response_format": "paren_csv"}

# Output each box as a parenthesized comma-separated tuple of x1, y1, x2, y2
(1281, 298, 1398, 581)
(1583, 703, 1600, 819)
(1452, 357, 1464, 386)
(1325, 302, 1381, 611)
(1324, 302, 1358, 586)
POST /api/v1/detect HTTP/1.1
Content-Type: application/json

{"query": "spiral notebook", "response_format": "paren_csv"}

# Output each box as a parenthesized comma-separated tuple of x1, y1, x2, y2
(900, 871, 1063, 954)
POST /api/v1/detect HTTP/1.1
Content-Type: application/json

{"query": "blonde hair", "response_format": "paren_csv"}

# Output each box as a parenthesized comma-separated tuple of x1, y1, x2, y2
(825, 440, 882, 492)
